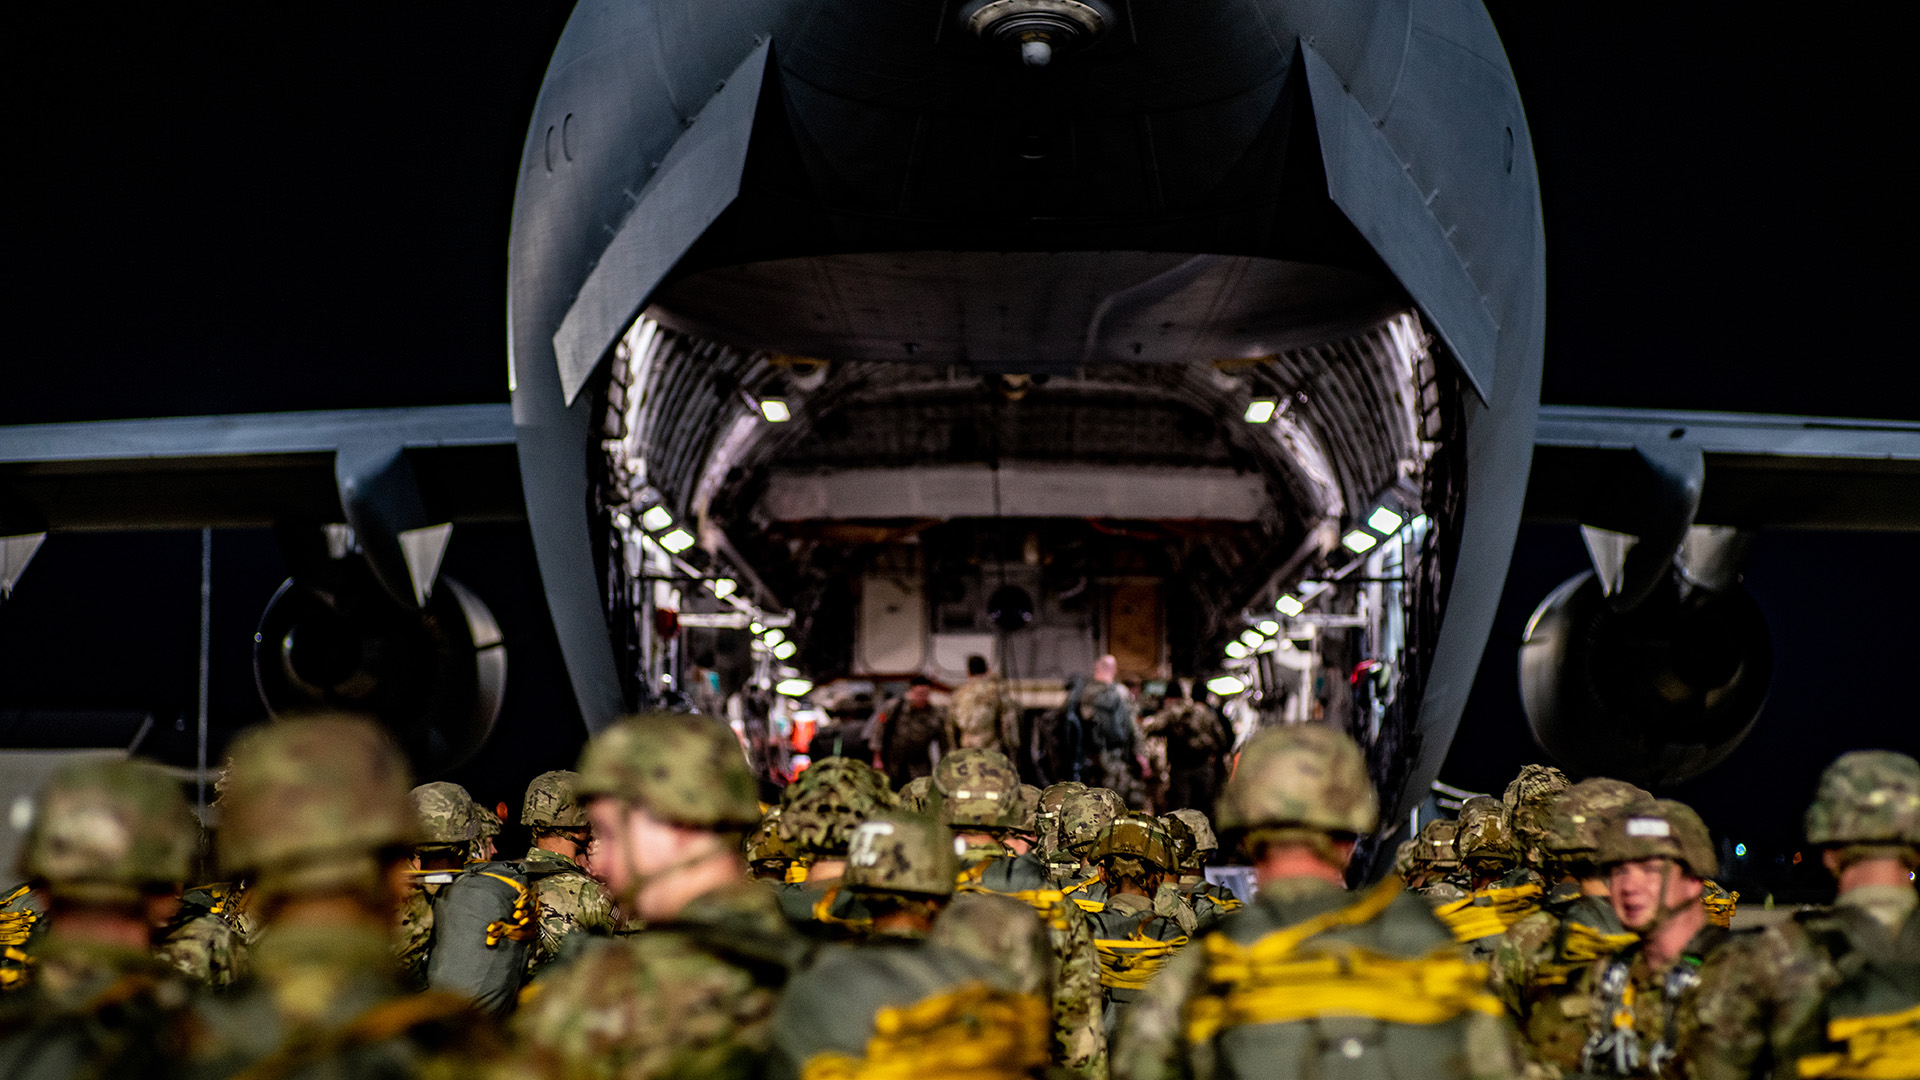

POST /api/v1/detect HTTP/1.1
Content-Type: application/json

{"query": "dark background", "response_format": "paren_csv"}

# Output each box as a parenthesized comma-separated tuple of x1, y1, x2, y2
(3, 5, 1915, 884)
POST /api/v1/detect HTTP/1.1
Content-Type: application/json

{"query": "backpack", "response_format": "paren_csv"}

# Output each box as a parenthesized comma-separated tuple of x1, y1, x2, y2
(425, 861, 535, 1018)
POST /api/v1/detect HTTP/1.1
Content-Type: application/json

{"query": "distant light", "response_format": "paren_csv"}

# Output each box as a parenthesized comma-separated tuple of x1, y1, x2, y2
(1342, 529, 1379, 553)
(773, 640, 797, 660)
(1734, 843, 1747, 857)
(659, 528, 696, 553)
(1412, 514, 1432, 531)
(1224, 641, 1250, 660)
(1206, 675, 1247, 696)
(614, 512, 633, 531)
(775, 678, 813, 697)
(758, 398, 792, 423)
(708, 578, 738, 598)
(1367, 507, 1405, 534)
(1277, 638, 1295, 651)
(1240, 629, 1264, 648)
(640, 506, 674, 532)
(1275, 595, 1305, 617)
(1257, 620, 1280, 636)
(750, 622, 765, 634)
(1243, 399, 1278, 424)
(763, 629, 785, 647)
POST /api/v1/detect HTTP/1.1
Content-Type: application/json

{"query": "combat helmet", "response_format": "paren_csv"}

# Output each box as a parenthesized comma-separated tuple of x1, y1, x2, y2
(743, 808, 803, 879)
(522, 769, 590, 829)
(1411, 818, 1461, 872)
(1092, 813, 1177, 881)
(1596, 798, 1718, 878)
(898, 776, 934, 814)
(218, 713, 418, 895)
(471, 798, 502, 841)
(1804, 750, 1920, 854)
(843, 814, 958, 898)
(1164, 809, 1218, 868)
(1215, 724, 1379, 843)
(576, 711, 760, 832)
(1501, 764, 1571, 870)
(1162, 813, 1199, 871)
(1454, 797, 1515, 870)
(411, 782, 484, 847)
(1014, 785, 1042, 837)
(1058, 787, 1127, 857)
(934, 748, 1023, 832)
(19, 757, 200, 903)
(1037, 781, 1086, 857)
(1545, 778, 1651, 870)
(779, 757, 896, 856)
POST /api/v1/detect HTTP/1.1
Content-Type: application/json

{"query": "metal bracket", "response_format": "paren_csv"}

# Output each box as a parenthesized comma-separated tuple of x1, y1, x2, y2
(334, 443, 452, 608)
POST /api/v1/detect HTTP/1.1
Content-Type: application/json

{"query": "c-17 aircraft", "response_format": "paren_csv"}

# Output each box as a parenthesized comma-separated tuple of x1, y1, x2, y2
(1, 0, 1915, 871)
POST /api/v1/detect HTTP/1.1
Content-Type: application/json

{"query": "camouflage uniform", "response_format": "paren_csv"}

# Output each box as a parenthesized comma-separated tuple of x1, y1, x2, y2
(519, 770, 617, 978)
(1082, 680, 1145, 809)
(772, 758, 893, 939)
(1078, 815, 1191, 1034)
(394, 781, 488, 988)
(1563, 799, 1730, 1080)
(1679, 750, 1920, 1080)
(158, 880, 260, 990)
(1490, 777, 1648, 1072)
(880, 701, 949, 790)
(1111, 724, 1524, 1080)
(948, 675, 1019, 757)
(172, 714, 502, 1078)
(1501, 764, 1571, 878)
(1162, 809, 1242, 933)
(0, 758, 199, 1079)
(515, 712, 806, 1080)
(769, 815, 1051, 1080)
(1432, 797, 1545, 960)
(1037, 782, 1088, 879)
(1140, 696, 1233, 817)
(1408, 817, 1464, 898)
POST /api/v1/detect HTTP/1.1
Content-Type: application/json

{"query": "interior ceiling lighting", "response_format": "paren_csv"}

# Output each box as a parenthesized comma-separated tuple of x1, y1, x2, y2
(707, 577, 738, 598)
(775, 678, 813, 697)
(763, 628, 785, 646)
(640, 505, 674, 532)
(1342, 529, 1379, 554)
(1239, 629, 1264, 648)
(1243, 398, 1278, 424)
(1413, 514, 1432, 530)
(658, 528, 696, 553)
(750, 621, 765, 634)
(1257, 620, 1280, 636)
(758, 398, 792, 423)
(773, 640, 797, 660)
(1206, 675, 1247, 696)
(1224, 641, 1250, 659)
(1367, 506, 1406, 534)
(1275, 595, 1304, 617)
(614, 512, 633, 531)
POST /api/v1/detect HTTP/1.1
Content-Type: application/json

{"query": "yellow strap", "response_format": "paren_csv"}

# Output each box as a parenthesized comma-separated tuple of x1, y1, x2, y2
(1095, 934, 1190, 990)
(957, 884, 1073, 933)
(1703, 889, 1739, 929)
(1072, 897, 1106, 913)
(800, 981, 1051, 1080)
(1797, 1003, 1920, 1079)
(2, 885, 28, 906)
(1064, 875, 1100, 896)
(787, 862, 812, 885)
(473, 871, 535, 947)
(810, 885, 874, 935)
(1562, 921, 1640, 963)
(1433, 883, 1541, 943)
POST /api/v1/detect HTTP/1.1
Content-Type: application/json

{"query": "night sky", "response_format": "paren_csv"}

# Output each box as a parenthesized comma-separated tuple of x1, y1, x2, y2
(3, 5, 1915, 886)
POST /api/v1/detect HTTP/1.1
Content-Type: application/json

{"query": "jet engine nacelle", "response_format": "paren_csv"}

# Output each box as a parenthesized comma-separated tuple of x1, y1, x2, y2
(1518, 569, 1771, 787)
(254, 556, 506, 776)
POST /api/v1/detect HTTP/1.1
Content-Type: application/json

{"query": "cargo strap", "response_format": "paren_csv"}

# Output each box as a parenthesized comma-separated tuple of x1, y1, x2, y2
(1562, 921, 1641, 964)
(1434, 882, 1543, 943)
(1095, 933, 1188, 990)
(0, 889, 38, 947)
(799, 980, 1051, 1080)
(787, 862, 812, 885)
(957, 881, 1074, 934)
(474, 872, 536, 947)
(1185, 878, 1501, 1044)
(809, 885, 874, 936)
(1796, 1003, 1920, 1079)
(1063, 875, 1104, 914)
(1703, 888, 1739, 929)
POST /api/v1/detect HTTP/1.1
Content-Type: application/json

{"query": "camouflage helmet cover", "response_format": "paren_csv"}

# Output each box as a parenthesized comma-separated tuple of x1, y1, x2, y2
(521, 769, 590, 828)
(1804, 750, 1920, 848)
(898, 776, 934, 814)
(20, 757, 200, 896)
(1501, 764, 1571, 866)
(1015, 785, 1042, 834)
(1411, 818, 1461, 869)
(1039, 781, 1086, 816)
(1160, 813, 1198, 869)
(471, 799, 502, 838)
(843, 813, 958, 898)
(1092, 813, 1177, 872)
(1596, 798, 1719, 878)
(576, 712, 760, 831)
(1166, 808, 1218, 853)
(778, 757, 896, 855)
(744, 808, 802, 865)
(934, 748, 1023, 831)
(1215, 724, 1378, 837)
(217, 714, 418, 879)
(1454, 797, 1514, 864)
(1546, 778, 1652, 858)
(410, 782, 482, 845)
(1059, 788, 1127, 854)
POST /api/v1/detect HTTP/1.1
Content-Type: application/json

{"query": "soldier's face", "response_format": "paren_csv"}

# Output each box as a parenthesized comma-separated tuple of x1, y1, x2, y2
(907, 685, 931, 708)
(1608, 857, 1702, 930)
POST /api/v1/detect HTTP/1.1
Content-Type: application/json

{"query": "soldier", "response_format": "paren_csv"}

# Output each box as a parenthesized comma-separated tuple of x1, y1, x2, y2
(772, 757, 894, 939)
(1110, 724, 1522, 1080)
(1502, 764, 1571, 880)
(0, 758, 198, 1078)
(1407, 817, 1465, 898)
(514, 711, 807, 1078)
(1568, 798, 1733, 1079)
(937, 747, 1025, 867)
(470, 796, 502, 862)
(173, 713, 499, 1076)
(518, 770, 617, 977)
(879, 678, 948, 790)
(1077, 815, 1190, 1033)
(154, 767, 261, 991)
(1037, 781, 1088, 879)
(1080, 657, 1146, 808)
(394, 780, 491, 988)
(743, 808, 804, 883)
(1433, 796, 1545, 958)
(768, 814, 1052, 1080)
(948, 654, 1020, 758)
(1680, 750, 1920, 1080)
(1161, 809, 1242, 932)
(1140, 681, 1233, 819)
(1491, 777, 1648, 1071)
(1006, 784, 1043, 855)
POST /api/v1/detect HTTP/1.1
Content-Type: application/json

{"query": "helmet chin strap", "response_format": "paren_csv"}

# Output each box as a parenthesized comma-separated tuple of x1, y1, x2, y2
(1635, 860, 1693, 937)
